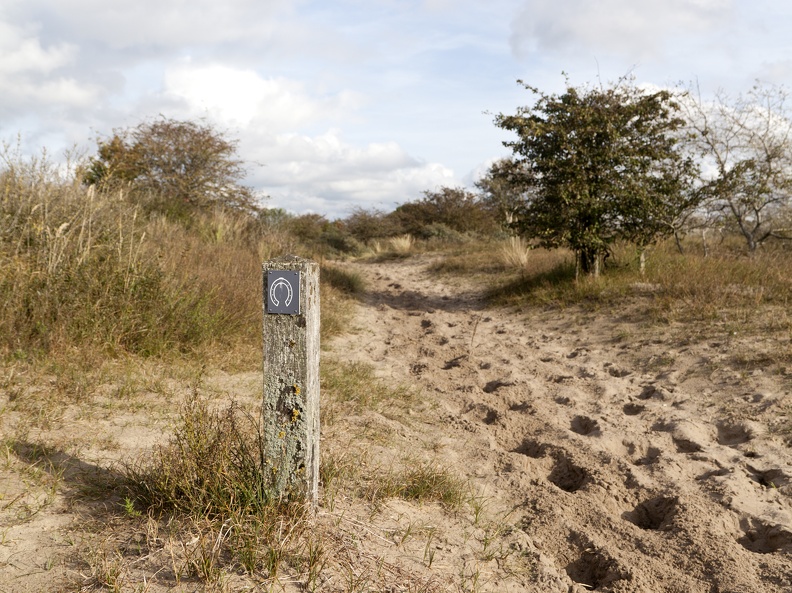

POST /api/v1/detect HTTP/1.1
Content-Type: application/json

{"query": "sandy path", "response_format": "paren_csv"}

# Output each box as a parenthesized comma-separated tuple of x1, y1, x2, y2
(330, 254, 792, 592)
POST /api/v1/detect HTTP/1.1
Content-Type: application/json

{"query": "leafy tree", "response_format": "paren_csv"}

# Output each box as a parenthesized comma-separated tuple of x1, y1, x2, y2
(495, 77, 699, 277)
(475, 157, 537, 232)
(85, 117, 259, 218)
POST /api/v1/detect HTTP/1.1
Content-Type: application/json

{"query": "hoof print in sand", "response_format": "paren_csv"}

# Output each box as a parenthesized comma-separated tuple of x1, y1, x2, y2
(633, 446, 661, 466)
(622, 402, 646, 416)
(672, 437, 703, 454)
(716, 421, 755, 446)
(508, 401, 533, 413)
(747, 466, 789, 490)
(626, 496, 678, 531)
(606, 364, 632, 378)
(482, 407, 500, 425)
(514, 438, 548, 459)
(737, 518, 792, 554)
(565, 546, 627, 591)
(571, 415, 601, 436)
(638, 384, 669, 400)
(548, 454, 589, 493)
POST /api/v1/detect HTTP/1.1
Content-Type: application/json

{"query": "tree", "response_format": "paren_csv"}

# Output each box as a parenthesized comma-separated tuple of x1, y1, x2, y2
(475, 158, 536, 232)
(343, 207, 403, 243)
(390, 186, 498, 238)
(85, 117, 259, 217)
(682, 83, 792, 251)
(495, 77, 699, 277)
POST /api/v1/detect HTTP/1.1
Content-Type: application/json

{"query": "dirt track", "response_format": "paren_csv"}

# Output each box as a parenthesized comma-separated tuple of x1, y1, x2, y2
(329, 254, 792, 592)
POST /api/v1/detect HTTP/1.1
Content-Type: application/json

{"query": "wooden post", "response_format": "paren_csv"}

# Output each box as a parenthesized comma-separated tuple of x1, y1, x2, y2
(262, 255, 320, 505)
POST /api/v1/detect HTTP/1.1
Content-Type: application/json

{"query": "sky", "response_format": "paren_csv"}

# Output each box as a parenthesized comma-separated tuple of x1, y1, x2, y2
(2, 0, 791, 218)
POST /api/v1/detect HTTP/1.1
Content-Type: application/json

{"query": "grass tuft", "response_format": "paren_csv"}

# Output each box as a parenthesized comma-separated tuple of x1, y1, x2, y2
(124, 389, 275, 517)
(321, 264, 366, 296)
(367, 462, 466, 509)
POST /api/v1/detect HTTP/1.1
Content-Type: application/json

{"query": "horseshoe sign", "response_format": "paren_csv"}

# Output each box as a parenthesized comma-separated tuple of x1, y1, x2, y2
(267, 270, 300, 314)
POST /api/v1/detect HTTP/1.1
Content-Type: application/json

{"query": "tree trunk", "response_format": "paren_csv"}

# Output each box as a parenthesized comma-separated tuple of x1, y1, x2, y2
(673, 231, 684, 255)
(577, 247, 602, 278)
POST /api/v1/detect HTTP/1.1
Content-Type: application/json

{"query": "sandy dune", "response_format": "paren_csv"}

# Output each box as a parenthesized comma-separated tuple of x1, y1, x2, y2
(328, 254, 792, 592)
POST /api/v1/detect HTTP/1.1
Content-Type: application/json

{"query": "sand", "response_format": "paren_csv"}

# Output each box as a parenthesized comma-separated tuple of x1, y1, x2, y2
(326, 254, 792, 592)
(1, 252, 790, 592)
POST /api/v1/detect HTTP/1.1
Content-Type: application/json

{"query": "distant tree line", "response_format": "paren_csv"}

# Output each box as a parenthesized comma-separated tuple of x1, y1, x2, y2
(82, 79, 792, 272)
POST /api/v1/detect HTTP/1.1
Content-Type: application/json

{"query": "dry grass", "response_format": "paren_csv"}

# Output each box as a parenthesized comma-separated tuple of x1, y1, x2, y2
(0, 147, 352, 363)
(388, 234, 414, 254)
(500, 236, 532, 269)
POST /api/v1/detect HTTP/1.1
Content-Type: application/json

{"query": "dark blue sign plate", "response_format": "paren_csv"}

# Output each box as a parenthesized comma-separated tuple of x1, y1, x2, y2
(267, 270, 300, 314)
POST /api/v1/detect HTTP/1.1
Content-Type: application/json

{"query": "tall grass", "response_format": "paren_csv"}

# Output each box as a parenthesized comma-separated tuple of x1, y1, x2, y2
(0, 147, 224, 357)
(0, 147, 354, 360)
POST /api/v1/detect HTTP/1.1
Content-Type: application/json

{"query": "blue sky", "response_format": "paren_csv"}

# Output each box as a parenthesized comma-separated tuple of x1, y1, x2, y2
(2, 0, 791, 218)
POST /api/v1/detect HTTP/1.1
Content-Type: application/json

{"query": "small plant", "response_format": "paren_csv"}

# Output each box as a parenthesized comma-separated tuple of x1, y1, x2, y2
(87, 548, 127, 593)
(321, 359, 413, 421)
(122, 497, 142, 518)
(423, 527, 437, 568)
(468, 490, 489, 526)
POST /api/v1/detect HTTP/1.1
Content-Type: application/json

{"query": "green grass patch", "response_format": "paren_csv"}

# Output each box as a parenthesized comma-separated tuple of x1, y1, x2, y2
(321, 359, 413, 421)
(321, 264, 366, 296)
(367, 462, 466, 509)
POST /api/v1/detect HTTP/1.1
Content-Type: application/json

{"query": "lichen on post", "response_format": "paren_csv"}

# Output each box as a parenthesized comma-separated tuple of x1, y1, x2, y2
(262, 255, 320, 505)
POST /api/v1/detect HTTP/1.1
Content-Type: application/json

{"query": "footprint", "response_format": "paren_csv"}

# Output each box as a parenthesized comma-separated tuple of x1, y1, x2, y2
(737, 517, 792, 554)
(548, 454, 589, 492)
(607, 365, 632, 378)
(625, 496, 678, 530)
(513, 439, 548, 459)
(673, 437, 703, 454)
(638, 384, 670, 400)
(482, 379, 513, 394)
(747, 466, 789, 489)
(565, 542, 626, 591)
(571, 415, 601, 436)
(443, 355, 466, 370)
(483, 407, 499, 425)
(716, 421, 755, 446)
(623, 403, 646, 416)
(633, 446, 661, 466)
(508, 401, 533, 413)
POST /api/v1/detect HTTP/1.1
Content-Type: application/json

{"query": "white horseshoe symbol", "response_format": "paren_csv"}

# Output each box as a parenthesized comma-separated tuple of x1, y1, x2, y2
(270, 277, 293, 307)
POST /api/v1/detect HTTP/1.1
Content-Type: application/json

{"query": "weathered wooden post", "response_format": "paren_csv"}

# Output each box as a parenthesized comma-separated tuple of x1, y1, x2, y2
(262, 255, 320, 505)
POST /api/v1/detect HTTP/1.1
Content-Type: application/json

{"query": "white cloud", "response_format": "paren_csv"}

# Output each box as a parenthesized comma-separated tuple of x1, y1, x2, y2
(163, 63, 363, 131)
(243, 129, 456, 217)
(0, 22, 76, 75)
(511, 0, 733, 58)
(0, 20, 100, 114)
